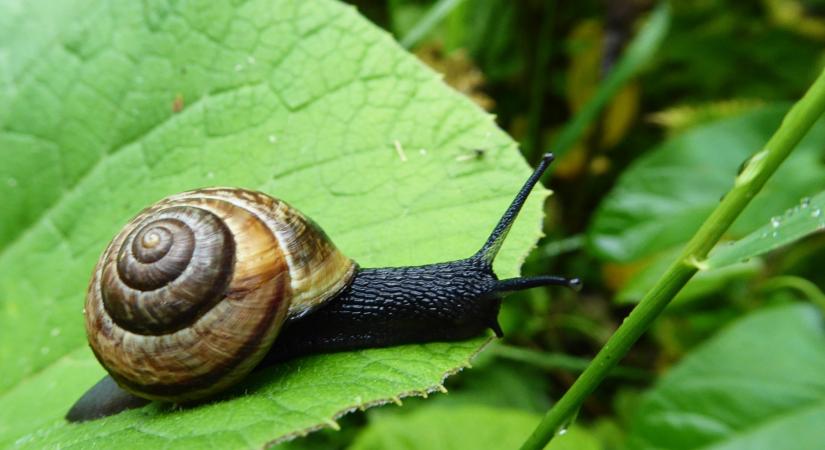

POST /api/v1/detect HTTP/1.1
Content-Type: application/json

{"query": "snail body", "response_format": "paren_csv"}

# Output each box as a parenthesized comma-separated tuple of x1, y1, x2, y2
(68, 153, 579, 422)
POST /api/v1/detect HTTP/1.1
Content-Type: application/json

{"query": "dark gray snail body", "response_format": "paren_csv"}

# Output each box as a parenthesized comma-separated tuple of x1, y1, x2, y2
(67, 153, 579, 422)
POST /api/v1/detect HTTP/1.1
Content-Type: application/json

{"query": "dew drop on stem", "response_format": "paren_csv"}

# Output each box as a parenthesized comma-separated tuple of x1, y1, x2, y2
(556, 408, 580, 437)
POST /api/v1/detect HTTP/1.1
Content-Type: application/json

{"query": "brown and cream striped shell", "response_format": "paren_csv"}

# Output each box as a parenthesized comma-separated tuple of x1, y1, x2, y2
(84, 188, 355, 402)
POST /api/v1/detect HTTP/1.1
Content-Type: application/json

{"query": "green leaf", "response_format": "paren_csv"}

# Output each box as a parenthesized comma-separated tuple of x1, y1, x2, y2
(707, 192, 825, 268)
(588, 106, 825, 262)
(349, 404, 601, 450)
(626, 304, 825, 449)
(6, 340, 487, 449)
(406, 354, 553, 412)
(0, 0, 546, 447)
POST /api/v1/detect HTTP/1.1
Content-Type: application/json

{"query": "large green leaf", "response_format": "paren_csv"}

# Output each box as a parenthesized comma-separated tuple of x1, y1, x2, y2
(5, 340, 488, 449)
(707, 191, 825, 268)
(588, 106, 825, 262)
(626, 304, 825, 449)
(0, 0, 547, 447)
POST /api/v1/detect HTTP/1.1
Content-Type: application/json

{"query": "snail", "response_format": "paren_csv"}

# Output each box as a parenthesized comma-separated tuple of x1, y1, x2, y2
(66, 153, 580, 422)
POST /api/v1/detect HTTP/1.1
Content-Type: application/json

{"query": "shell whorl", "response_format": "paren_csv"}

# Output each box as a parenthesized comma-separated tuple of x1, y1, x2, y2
(84, 188, 355, 402)
(102, 206, 234, 334)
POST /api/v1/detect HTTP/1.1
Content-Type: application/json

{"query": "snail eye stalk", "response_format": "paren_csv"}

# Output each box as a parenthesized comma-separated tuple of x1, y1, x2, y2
(476, 153, 555, 264)
(475, 152, 581, 292)
(495, 275, 582, 293)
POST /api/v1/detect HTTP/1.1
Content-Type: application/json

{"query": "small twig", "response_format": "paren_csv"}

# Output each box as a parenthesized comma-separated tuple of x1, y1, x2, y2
(491, 344, 650, 381)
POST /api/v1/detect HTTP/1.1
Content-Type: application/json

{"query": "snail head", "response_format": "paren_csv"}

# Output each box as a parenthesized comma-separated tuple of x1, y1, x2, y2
(475, 152, 583, 295)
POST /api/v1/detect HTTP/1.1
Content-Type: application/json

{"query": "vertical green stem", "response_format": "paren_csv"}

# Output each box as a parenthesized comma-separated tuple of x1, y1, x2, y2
(520, 67, 825, 450)
(759, 275, 825, 313)
(525, 2, 555, 160)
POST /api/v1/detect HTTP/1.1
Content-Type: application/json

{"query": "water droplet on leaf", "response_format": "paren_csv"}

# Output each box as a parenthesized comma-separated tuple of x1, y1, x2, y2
(770, 216, 781, 228)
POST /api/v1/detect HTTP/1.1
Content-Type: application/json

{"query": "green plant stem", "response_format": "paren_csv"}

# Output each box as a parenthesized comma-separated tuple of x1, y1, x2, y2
(520, 66, 825, 450)
(553, 313, 612, 343)
(525, 2, 555, 159)
(491, 345, 650, 381)
(399, 0, 465, 49)
(550, 2, 670, 161)
(760, 275, 825, 313)
(541, 234, 584, 258)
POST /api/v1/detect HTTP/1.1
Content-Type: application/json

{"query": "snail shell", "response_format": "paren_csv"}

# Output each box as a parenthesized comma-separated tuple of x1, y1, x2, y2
(84, 188, 355, 402)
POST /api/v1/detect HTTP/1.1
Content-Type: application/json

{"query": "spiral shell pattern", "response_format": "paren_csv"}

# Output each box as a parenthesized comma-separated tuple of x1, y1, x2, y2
(85, 188, 355, 402)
